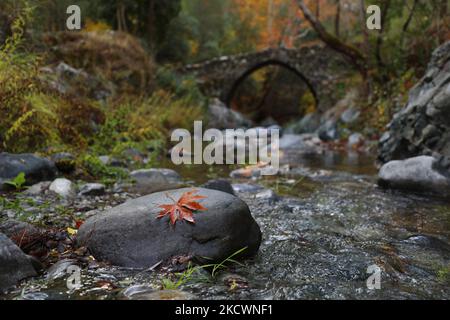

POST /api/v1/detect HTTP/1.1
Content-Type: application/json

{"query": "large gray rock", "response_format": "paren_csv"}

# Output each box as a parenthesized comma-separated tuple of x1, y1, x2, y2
(379, 41, 450, 164)
(207, 99, 253, 130)
(0, 233, 37, 292)
(378, 156, 450, 195)
(77, 188, 262, 268)
(0, 153, 57, 190)
(128, 168, 183, 195)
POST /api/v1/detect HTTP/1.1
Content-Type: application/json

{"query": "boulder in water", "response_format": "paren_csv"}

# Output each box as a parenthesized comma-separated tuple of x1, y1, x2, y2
(77, 188, 262, 268)
(378, 156, 450, 195)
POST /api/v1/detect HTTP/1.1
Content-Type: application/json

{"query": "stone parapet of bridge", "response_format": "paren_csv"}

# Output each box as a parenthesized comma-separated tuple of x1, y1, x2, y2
(179, 45, 352, 112)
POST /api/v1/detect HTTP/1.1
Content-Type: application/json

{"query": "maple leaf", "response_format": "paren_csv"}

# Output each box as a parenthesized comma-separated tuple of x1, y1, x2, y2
(157, 189, 207, 226)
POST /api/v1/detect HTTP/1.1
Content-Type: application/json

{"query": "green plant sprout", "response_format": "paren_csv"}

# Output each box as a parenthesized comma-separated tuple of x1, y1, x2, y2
(161, 247, 248, 290)
(4, 172, 27, 190)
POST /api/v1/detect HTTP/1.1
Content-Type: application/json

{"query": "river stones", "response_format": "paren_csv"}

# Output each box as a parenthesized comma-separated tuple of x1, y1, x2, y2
(0, 233, 38, 292)
(77, 188, 262, 268)
(318, 119, 339, 141)
(78, 183, 106, 196)
(286, 112, 321, 134)
(49, 178, 76, 198)
(378, 156, 450, 195)
(201, 179, 235, 195)
(347, 133, 365, 149)
(0, 153, 57, 190)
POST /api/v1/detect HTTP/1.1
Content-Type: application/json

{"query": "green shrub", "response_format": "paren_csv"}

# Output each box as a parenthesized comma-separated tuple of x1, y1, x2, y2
(92, 90, 206, 155)
(0, 8, 105, 153)
(79, 154, 128, 184)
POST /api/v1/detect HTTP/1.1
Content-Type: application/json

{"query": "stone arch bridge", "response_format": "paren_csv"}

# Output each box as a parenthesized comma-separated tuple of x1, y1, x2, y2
(180, 45, 351, 112)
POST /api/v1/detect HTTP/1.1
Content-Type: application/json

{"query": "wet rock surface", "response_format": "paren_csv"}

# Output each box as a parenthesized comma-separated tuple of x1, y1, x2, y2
(122, 286, 197, 300)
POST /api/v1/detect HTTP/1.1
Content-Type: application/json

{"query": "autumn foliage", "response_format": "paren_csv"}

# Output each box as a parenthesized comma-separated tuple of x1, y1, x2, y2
(157, 190, 207, 226)
(231, 0, 337, 49)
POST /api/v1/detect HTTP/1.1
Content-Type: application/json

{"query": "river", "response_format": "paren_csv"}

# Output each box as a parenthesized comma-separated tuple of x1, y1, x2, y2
(2, 150, 449, 300)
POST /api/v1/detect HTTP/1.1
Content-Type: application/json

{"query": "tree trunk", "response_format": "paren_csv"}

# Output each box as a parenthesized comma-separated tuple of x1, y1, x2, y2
(441, 0, 448, 17)
(121, 4, 128, 32)
(335, 0, 341, 37)
(316, 0, 320, 19)
(116, 1, 127, 32)
(147, 0, 156, 51)
(359, 0, 371, 59)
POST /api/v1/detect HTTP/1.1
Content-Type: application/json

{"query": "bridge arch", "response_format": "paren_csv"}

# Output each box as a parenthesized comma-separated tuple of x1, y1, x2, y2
(224, 59, 319, 109)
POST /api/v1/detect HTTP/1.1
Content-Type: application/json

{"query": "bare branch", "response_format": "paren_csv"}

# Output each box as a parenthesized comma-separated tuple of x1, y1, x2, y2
(402, 0, 418, 33)
(296, 0, 367, 74)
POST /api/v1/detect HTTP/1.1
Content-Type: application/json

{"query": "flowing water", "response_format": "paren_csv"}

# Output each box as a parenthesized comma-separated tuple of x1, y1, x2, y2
(2, 151, 450, 300)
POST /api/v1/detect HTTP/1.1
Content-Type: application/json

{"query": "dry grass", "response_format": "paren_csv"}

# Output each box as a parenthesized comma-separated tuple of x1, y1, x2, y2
(42, 31, 155, 95)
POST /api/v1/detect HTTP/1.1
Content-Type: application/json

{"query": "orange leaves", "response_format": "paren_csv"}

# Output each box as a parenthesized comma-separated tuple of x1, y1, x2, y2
(157, 190, 207, 226)
(232, 0, 301, 49)
(231, 0, 342, 49)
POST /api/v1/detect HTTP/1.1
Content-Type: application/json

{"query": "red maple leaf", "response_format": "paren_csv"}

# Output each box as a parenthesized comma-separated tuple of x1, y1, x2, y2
(157, 189, 207, 225)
